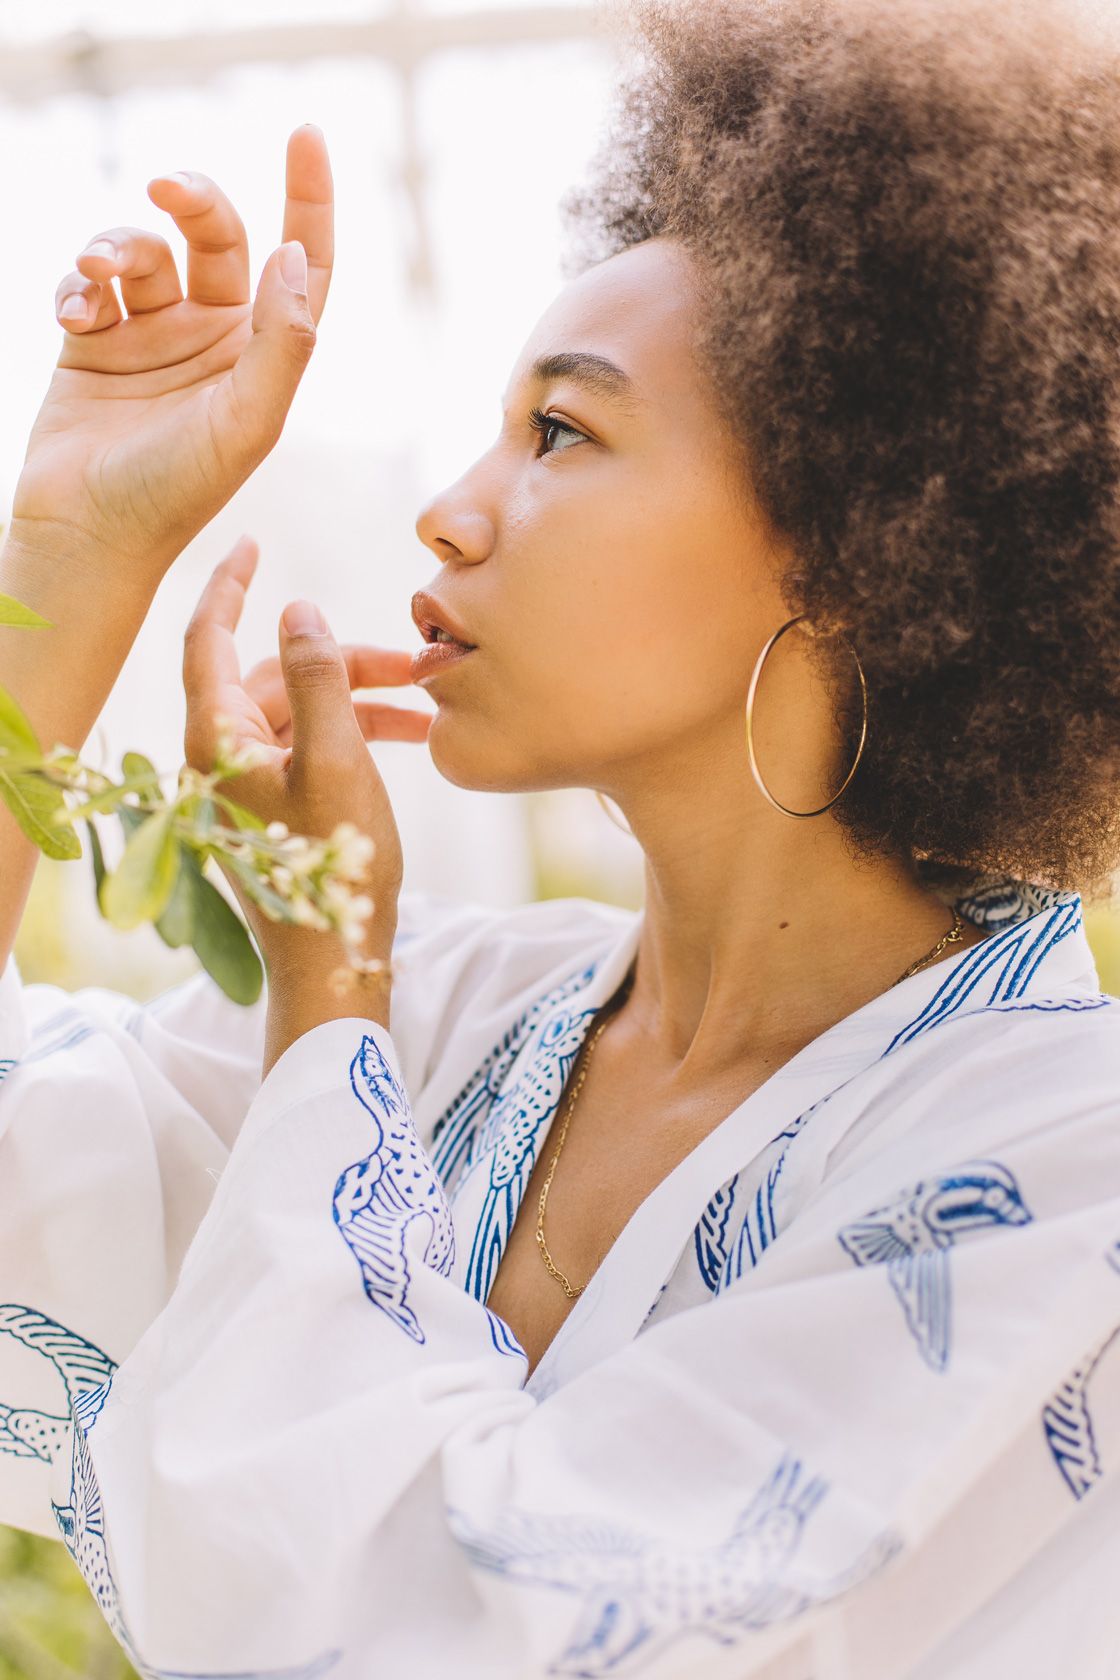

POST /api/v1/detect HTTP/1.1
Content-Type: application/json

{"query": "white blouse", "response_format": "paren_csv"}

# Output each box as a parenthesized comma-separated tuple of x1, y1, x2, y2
(0, 877, 1118, 1680)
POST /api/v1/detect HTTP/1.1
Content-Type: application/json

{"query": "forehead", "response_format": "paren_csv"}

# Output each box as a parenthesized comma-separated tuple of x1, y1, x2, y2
(504, 236, 702, 410)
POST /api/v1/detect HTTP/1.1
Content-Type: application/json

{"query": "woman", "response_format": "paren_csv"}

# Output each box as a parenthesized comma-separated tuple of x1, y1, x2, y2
(1, 0, 1119, 1674)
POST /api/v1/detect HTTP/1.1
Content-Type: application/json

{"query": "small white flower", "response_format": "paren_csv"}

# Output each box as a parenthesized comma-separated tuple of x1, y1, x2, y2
(330, 829, 376, 879)
(228, 741, 270, 771)
(289, 895, 329, 930)
(265, 821, 290, 840)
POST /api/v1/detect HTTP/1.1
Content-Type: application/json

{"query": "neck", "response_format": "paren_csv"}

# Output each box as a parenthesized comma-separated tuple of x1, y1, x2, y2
(609, 758, 976, 1080)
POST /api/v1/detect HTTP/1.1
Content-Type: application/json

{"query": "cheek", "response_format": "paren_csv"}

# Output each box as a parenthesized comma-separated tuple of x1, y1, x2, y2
(501, 557, 747, 744)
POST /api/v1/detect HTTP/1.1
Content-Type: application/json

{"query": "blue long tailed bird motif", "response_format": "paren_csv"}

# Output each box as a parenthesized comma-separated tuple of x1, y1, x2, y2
(450, 1451, 902, 1677)
(333, 1032, 455, 1343)
(837, 1160, 1032, 1371)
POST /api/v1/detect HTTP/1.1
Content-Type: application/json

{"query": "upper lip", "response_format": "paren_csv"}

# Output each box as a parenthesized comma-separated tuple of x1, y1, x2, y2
(410, 590, 478, 649)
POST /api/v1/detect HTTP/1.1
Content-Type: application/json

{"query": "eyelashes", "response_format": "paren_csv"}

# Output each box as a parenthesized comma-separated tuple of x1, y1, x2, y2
(527, 405, 587, 458)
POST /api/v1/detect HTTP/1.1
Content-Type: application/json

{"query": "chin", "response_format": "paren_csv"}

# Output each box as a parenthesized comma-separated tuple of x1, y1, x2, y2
(424, 707, 566, 795)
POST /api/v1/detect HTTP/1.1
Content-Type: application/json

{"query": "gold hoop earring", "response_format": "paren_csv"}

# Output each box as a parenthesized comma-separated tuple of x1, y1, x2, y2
(745, 613, 868, 819)
(595, 791, 634, 836)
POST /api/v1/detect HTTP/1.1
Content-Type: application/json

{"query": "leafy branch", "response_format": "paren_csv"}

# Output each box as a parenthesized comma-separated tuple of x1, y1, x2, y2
(0, 588, 385, 1005)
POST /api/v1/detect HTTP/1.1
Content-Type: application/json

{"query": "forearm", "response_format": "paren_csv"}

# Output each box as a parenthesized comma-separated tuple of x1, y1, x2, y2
(0, 522, 165, 964)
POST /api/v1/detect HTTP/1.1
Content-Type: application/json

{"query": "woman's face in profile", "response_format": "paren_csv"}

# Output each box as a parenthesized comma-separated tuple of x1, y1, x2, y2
(413, 235, 796, 800)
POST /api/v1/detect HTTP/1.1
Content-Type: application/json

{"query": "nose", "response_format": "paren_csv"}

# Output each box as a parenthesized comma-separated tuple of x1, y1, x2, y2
(414, 475, 496, 566)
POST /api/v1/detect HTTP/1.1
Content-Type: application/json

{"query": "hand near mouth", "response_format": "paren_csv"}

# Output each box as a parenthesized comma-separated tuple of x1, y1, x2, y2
(181, 535, 433, 1053)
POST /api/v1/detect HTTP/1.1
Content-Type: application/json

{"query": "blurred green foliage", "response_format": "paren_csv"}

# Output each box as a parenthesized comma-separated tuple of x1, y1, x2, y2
(0, 1526, 134, 1678)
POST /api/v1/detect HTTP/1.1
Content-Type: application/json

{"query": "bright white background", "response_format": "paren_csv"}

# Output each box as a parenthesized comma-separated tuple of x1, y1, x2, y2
(0, 0, 645, 994)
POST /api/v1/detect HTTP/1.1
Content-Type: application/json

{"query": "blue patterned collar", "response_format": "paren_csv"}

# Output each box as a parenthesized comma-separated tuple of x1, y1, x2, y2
(433, 876, 1095, 1312)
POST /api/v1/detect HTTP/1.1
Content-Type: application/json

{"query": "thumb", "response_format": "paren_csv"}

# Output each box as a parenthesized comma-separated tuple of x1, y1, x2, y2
(279, 601, 361, 769)
(218, 242, 317, 467)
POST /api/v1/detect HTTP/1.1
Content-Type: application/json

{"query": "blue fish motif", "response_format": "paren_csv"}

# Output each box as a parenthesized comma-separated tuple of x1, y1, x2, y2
(449, 1452, 902, 1677)
(0, 1303, 115, 1466)
(837, 1161, 1033, 1371)
(1042, 1324, 1120, 1500)
(333, 1032, 455, 1343)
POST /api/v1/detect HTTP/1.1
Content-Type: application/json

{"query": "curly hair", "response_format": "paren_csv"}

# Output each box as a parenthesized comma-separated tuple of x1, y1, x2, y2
(559, 0, 1120, 901)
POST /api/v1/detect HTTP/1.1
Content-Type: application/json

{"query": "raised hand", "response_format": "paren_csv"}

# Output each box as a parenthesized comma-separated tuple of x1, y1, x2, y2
(11, 126, 334, 578)
(181, 536, 431, 991)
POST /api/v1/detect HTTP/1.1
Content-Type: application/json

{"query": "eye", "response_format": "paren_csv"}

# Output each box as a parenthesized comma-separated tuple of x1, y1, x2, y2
(527, 405, 587, 458)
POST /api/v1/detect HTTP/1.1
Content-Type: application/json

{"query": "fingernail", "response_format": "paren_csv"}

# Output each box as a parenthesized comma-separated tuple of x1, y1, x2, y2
(82, 240, 116, 261)
(59, 294, 88, 322)
(165, 171, 193, 187)
(283, 600, 327, 637)
(279, 240, 307, 292)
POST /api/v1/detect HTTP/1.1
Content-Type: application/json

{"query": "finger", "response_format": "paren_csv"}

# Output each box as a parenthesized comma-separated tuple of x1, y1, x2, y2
(146, 170, 250, 307)
(273, 701, 432, 750)
(245, 645, 418, 709)
(279, 600, 364, 766)
(55, 270, 122, 335)
(209, 243, 315, 467)
(282, 124, 333, 324)
(75, 226, 183, 316)
(353, 702, 434, 743)
(182, 538, 259, 752)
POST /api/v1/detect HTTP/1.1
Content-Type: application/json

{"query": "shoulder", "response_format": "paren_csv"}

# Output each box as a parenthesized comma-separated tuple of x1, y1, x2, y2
(815, 986, 1120, 1221)
(388, 889, 637, 1103)
(878, 984, 1120, 1110)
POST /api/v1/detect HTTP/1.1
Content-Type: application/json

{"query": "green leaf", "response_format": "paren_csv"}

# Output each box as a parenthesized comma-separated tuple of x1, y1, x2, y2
(0, 769, 81, 859)
(66, 777, 156, 822)
(121, 750, 160, 789)
(0, 684, 41, 760)
(0, 593, 52, 629)
(87, 817, 107, 899)
(223, 850, 291, 919)
(189, 865, 263, 1005)
(100, 808, 181, 930)
(211, 792, 267, 832)
(154, 842, 199, 949)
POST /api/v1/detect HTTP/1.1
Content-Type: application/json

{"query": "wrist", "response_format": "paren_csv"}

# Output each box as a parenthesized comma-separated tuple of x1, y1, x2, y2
(261, 918, 396, 1077)
(263, 962, 392, 1081)
(2, 518, 171, 596)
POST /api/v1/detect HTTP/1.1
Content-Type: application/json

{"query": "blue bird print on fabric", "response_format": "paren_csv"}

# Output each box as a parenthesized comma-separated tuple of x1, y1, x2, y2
(460, 991, 606, 1305)
(431, 963, 601, 1198)
(332, 1032, 455, 1343)
(0, 1303, 115, 1466)
(837, 1160, 1033, 1372)
(0, 1306, 340, 1680)
(449, 1451, 903, 1677)
(1041, 1324, 1120, 1500)
(52, 1376, 343, 1680)
(694, 1175, 740, 1292)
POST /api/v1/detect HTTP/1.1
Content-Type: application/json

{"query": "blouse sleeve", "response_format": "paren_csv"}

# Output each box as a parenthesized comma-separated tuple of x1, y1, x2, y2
(0, 889, 499, 1539)
(62, 1007, 1120, 1680)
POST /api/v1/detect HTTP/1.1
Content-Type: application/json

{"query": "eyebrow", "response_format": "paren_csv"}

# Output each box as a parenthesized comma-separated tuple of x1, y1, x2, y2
(503, 351, 645, 417)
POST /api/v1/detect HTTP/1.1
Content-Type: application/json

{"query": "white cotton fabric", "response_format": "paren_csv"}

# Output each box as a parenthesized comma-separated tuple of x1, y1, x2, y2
(0, 879, 1118, 1680)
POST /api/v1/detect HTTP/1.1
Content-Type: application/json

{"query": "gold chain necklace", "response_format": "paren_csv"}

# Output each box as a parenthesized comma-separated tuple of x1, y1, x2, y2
(535, 907, 967, 1299)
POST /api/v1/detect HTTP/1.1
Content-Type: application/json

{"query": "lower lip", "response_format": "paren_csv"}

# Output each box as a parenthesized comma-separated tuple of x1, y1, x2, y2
(410, 640, 477, 684)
